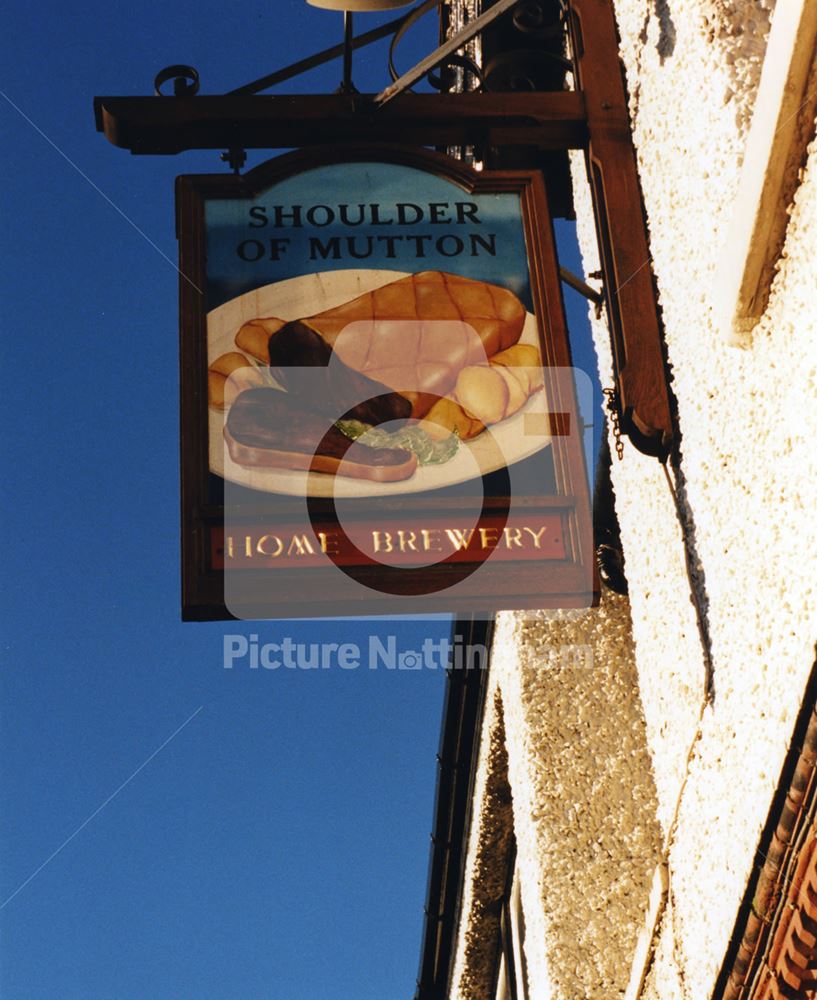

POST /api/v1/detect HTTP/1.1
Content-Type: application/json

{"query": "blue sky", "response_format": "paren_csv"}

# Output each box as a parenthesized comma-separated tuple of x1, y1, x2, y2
(1, 5, 450, 998)
(1, 3, 599, 997)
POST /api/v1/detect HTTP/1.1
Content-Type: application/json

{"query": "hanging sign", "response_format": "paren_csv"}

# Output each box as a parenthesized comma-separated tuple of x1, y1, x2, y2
(177, 146, 593, 619)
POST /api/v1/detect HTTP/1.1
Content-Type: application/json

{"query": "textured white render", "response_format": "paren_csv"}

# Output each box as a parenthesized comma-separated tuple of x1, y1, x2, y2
(451, 598, 662, 999)
(570, 0, 817, 995)
(448, 1, 817, 997)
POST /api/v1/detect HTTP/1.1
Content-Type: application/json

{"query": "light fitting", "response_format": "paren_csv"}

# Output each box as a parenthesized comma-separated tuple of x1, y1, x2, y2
(306, 0, 413, 11)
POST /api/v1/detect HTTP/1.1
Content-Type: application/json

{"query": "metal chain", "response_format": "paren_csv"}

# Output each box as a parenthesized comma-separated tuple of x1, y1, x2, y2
(603, 387, 624, 460)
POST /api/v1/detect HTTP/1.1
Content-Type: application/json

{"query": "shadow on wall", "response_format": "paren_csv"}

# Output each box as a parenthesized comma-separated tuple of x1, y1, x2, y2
(640, 0, 677, 64)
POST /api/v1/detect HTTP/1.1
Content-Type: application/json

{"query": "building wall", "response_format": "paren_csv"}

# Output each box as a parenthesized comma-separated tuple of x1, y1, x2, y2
(570, 0, 817, 995)
(451, 596, 663, 999)
(449, 1, 817, 998)
(447, 1, 817, 996)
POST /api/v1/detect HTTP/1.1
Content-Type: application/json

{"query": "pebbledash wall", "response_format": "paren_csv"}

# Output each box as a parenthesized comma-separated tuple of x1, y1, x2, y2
(449, 1, 817, 998)
(451, 600, 663, 998)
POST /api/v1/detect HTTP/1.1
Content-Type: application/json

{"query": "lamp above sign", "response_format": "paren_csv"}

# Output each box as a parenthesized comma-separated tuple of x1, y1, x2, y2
(307, 0, 413, 9)
(178, 145, 595, 619)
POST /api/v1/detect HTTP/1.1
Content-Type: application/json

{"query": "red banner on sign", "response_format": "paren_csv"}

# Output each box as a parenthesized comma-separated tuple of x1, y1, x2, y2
(211, 514, 565, 570)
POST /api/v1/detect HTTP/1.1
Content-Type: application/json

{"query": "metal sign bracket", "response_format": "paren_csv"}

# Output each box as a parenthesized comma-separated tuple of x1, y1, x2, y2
(93, 0, 675, 460)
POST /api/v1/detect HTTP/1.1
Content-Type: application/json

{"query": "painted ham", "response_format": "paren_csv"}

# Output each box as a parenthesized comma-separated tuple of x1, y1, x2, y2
(236, 271, 527, 424)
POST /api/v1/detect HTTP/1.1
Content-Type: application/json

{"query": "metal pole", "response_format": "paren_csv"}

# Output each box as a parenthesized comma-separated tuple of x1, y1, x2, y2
(343, 11, 354, 93)
(228, 13, 408, 96)
(375, 0, 523, 106)
(558, 266, 604, 308)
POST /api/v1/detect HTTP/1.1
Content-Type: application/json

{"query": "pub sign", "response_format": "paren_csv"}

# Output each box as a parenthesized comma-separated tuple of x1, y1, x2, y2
(177, 146, 594, 619)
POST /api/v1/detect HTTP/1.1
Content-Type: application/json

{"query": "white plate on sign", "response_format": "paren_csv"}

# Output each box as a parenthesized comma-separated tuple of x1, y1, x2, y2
(207, 269, 552, 497)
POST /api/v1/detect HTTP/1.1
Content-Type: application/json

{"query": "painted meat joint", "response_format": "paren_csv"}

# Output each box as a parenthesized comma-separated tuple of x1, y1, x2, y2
(178, 148, 593, 618)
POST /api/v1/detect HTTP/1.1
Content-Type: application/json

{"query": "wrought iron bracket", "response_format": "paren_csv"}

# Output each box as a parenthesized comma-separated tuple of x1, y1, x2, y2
(228, 10, 413, 96)
(375, 0, 526, 105)
(559, 265, 604, 315)
(91, 0, 675, 460)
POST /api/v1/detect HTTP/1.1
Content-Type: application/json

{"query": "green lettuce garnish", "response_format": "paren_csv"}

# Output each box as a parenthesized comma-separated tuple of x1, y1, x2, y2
(335, 419, 459, 467)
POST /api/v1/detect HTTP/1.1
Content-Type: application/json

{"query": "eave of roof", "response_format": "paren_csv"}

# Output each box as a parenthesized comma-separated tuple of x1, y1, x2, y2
(718, 662, 817, 999)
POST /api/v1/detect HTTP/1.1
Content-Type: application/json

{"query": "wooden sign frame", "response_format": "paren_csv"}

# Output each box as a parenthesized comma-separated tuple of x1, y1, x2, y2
(177, 144, 595, 620)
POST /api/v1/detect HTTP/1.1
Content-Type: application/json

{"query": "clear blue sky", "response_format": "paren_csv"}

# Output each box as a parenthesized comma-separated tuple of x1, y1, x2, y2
(1, 3, 599, 997)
